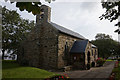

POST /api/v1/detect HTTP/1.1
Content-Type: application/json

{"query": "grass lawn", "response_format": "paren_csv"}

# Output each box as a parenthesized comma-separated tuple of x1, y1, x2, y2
(106, 59, 114, 61)
(2, 60, 58, 79)
(112, 61, 120, 80)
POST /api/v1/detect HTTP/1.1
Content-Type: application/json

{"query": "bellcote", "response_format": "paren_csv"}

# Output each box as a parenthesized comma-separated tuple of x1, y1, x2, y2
(36, 5, 51, 24)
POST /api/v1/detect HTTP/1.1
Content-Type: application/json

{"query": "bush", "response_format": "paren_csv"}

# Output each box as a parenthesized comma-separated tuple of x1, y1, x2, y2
(44, 75, 69, 80)
(96, 58, 106, 66)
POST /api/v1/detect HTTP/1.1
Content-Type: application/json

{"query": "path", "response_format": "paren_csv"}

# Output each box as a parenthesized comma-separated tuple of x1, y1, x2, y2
(56, 61, 115, 79)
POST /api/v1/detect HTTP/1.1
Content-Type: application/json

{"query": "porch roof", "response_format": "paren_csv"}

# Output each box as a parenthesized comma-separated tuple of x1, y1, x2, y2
(70, 40, 89, 53)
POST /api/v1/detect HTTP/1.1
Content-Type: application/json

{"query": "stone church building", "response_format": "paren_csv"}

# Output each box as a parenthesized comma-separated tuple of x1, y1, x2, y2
(18, 5, 98, 70)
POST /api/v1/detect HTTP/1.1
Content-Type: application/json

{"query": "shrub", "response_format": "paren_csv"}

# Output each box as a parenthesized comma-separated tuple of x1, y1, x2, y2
(44, 75, 68, 80)
(96, 58, 106, 66)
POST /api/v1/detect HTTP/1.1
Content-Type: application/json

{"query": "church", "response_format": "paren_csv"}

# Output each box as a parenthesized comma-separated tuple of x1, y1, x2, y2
(18, 5, 98, 70)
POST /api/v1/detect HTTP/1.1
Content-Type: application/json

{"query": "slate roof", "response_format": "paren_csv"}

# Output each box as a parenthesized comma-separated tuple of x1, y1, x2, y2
(49, 22, 86, 40)
(70, 40, 89, 53)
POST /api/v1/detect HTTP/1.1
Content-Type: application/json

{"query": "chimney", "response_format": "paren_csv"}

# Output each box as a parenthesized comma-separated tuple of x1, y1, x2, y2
(36, 5, 51, 24)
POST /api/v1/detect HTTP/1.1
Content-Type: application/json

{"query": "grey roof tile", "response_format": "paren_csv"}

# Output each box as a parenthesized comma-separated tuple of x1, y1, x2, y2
(70, 40, 89, 53)
(49, 22, 86, 39)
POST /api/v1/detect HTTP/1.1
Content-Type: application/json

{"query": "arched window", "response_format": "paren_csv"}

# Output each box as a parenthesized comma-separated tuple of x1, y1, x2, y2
(65, 42, 68, 55)
(92, 49, 93, 56)
(95, 49, 96, 55)
(94, 49, 97, 59)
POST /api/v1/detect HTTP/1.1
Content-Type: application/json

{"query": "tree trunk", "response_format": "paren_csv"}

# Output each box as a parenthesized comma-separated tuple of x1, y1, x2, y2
(2, 50, 5, 60)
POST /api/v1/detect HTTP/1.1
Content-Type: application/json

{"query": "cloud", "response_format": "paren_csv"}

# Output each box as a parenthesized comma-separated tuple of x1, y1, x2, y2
(80, 2, 99, 11)
(1, 1, 118, 41)
(51, 0, 101, 2)
(51, 2, 118, 40)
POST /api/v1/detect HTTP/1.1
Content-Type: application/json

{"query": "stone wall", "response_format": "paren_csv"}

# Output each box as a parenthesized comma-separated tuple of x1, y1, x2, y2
(57, 33, 83, 68)
(91, 48, 98, 62)
(17, 4, 99, 70)
(84, 42, 92, 66)
(90, 48, 98, 67)
(94, 48, 98, 61)
(18, 27, 40, 67)
(38, 23, 58, 69)
(84, 42, 98, 68)
(18, 22, 59, 70)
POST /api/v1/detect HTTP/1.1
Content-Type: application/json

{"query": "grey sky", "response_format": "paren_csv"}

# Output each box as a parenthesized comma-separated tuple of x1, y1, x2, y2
(0, 0, 119, 41)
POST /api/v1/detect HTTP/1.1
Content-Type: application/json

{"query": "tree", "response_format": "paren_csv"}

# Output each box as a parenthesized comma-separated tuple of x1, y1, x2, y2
(91, 33, 120, 58)
(100, 1, 120, 34)
(4, 0, 55, 15)
(95, 33, 112, 40)
(2, 7, 35, 60)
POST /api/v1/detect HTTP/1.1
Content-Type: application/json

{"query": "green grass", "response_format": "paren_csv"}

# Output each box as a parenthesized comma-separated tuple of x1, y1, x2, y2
(106, 59, 114, 61)
(2, 60, 57, 79)
(112, 61, 120, 80)
(106, 60, 113, 61)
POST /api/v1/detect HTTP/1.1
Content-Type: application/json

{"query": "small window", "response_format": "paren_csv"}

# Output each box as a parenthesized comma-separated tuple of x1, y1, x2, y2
(95, 50, 96, 55)
(65, 42, 68, 54)
(92, 50, 93, 56)
(65, 42, 68, 50)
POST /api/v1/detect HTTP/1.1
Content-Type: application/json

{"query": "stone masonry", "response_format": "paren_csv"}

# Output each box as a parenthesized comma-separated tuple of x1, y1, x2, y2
(18, 5, 98, 70)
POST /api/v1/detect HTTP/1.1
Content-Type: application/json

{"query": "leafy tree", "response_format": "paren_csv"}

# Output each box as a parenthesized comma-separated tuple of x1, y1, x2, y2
(95, 33, 112, 40)
(91, 33, 120, 58)
(100, 1, 120, 34)
(4, 0, 55, 15)
(2, 7, 35, 60)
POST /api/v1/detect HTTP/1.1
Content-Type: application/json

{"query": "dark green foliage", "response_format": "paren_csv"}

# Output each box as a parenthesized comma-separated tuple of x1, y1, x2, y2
(96, 58, 105, 66)
(2, 7, 35, 59)
(112, 61, 120, 79)
(2, 60, 19, 69)
(100, 1, 120, 34)
(4, 0, 55, 15)
(95, 33, 112, 40)
(16, 2, 41, 15)
(100, 1, 120, 24)
(91, 33, 120, 58)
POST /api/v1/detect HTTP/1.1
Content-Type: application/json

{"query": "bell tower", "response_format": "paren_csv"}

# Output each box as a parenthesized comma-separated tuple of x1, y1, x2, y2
(36, 5, 51, 25)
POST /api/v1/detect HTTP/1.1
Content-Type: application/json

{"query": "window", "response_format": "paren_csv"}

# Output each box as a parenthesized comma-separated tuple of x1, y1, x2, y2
(95, 49, 96, 55)
(65, 42, 68, 55)
(92, 50, 93, 56)
(40, 8, 44, 19)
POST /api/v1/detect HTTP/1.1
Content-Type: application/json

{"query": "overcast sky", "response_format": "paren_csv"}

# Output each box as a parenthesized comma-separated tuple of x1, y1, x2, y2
(1, 0, 119, 41)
